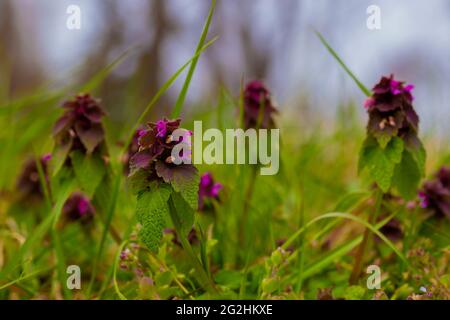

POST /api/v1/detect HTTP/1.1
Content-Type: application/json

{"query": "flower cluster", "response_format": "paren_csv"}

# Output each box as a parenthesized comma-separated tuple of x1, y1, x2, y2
(62, 192, 95, 224)
(364, 75, 419, 148)
(53, 94, 106, 154)
(418, 166, 450, 219)
(129, 118, 193, 184)
(16, 154, 51, 201)
(123, 127, 147, 175)
(198, 172, 222, 210)
(243, 80, 277, 129)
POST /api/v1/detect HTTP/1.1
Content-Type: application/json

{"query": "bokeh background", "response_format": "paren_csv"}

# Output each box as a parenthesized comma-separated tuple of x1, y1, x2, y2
(1, 0, 450, 135)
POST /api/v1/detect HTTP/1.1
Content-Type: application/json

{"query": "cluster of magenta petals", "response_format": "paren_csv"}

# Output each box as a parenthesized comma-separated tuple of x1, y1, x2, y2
(53, 94, 106, 154)
(243, 80, 277, 129)
(198, 172, 223, 210)
(419, 166, 450, 219)
(364, 75, 420, 145)
(62, 192, 95, 224)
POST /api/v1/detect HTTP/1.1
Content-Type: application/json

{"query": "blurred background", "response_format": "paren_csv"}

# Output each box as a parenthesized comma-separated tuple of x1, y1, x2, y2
(1, 0, 450, 135)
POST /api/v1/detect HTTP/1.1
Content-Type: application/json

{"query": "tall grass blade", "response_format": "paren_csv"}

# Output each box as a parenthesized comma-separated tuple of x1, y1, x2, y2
(171, 0, 216, 118)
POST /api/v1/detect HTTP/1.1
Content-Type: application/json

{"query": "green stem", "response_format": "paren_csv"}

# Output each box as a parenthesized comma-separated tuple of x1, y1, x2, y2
(238, 166, 258, 249)
(168, 197, 217, 295)
(295, 179, 305, 293)
(349, 188, 383, 284)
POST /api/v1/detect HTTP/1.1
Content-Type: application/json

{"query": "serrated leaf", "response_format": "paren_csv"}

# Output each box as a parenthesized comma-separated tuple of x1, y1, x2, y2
(70, 150, 106, 197)
(136, 184, 172, 252)
(127, 168, 151, 195)
(407, 140, 426, 177)
(155, 161, 200, 211)
(374, 133, 392, 149)
(392, 150, 421, 200)
(169, 191, 195, 237)
(359, 137, 404, 192)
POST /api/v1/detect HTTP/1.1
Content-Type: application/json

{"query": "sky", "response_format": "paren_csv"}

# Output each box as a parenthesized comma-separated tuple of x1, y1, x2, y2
(8, 0, 450, 135)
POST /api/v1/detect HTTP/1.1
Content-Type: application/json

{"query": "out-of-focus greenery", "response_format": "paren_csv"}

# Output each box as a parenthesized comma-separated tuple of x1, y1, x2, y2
(0, 2, 448, 300)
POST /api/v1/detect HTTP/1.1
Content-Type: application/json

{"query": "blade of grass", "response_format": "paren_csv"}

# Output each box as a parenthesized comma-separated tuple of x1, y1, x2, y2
(315, 31, 371, 97)
(280, 210, 401, 284)
(0, 267, 54, 291)
(79, 46, 138, 94)
(121, 37, 218, 158)
(112, 240, 129, 300)
(171, 0, 216, 118)
(87, 173, 121, 297)
(282, 212, 408, 265)
(0, 179, 75, 279)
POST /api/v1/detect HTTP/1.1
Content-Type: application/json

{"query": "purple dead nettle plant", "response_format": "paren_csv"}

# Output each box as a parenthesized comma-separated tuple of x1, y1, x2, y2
(198, 172, 222, 211)
(16, 154, 51, 202)
(122, 127, 147, 175)
(243, 80, 277, 130)
(359, 75, 426, 198)
(127, 117, 216, 293)
(51, 93, 109, 225)
(62, 192, 95, 225)
(239, 80, 278, 247)
(418, 166, 450, 220)
(53, 94, 107, 156)
(350, 75, 426, 284)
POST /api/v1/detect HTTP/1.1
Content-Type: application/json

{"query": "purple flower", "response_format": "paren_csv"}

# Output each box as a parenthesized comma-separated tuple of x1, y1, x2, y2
(123, 127, 146, 175)
(16, 155, 51, 201)
(53, 94, 106, 154)
(129, 118, 197, 187)
(198, 172, 222, 210)
(365, 75, 420, 148)
(243, 80, 277, 129)
(418, 166, 450, 219)
(155, 120, 168, 138)
(418, 191, 429, 208)
(62, 192, 95, 224)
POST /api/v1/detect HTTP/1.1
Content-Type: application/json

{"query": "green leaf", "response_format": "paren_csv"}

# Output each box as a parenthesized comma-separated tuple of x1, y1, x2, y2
(392, 150, 421, 200)
(136, 184, 172, 252)
(50, 140, 73, 177)
(407, 140, 427, 177)
(374, 132, 393, 150)
(169, 191, 195, 237)
(70, 150, 106, 197)
(171, 166, 200, 211)
(343, 286, 367, 300)
(359, 136, 404, 192)
(214, 270, 243, 290)
(127, 168, 151, 195)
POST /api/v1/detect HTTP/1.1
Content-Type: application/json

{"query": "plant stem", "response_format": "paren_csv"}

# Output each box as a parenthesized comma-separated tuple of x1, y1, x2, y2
(168, 197, 217, 295)
(239, 166, 258, 249)
(295, 179, 306, 293)
(349, 188, 383, 284)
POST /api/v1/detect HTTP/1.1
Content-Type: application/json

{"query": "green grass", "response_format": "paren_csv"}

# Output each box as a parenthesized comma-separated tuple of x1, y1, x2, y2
(0, 2, 449, 301)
